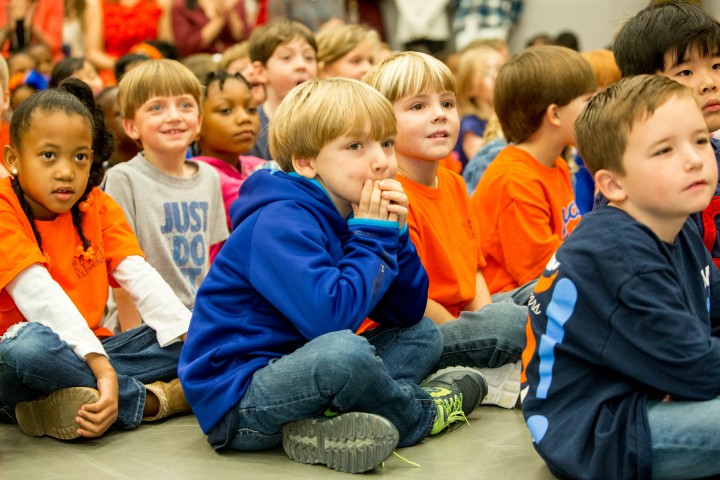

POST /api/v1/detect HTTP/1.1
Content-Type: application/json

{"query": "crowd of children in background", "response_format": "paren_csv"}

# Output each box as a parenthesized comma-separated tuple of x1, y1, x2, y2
(1, 0, 720, 478)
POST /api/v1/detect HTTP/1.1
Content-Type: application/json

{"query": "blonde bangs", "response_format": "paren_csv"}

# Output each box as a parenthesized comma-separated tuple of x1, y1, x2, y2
(364, 51, 456, 103)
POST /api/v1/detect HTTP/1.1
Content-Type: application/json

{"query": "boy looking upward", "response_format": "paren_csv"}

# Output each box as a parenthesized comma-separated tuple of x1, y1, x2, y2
(364, 52, 528, 409)
(102, 60, 228, 331)
(472, 46, 596, 294)
(247, 20, 318, 160)
(613, 1, 720, 267)
(522, 75, 720, 480)
(179, 78, 487, 473)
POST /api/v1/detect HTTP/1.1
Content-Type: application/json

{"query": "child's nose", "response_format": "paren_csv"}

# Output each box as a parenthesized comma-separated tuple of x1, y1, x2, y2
(700, 70, 718, 94)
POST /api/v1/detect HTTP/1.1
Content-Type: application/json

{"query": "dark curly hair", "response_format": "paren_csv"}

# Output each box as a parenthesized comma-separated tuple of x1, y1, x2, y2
(9, 77, 115, 252)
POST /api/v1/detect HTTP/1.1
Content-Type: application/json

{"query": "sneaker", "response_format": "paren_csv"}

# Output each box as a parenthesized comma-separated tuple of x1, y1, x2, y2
(282, 412, 399, 473)
(15, 387, 100, 440)
(477, 361, 522, 409)
(421, 368, 487, 435)
(143, 378, 192, 421)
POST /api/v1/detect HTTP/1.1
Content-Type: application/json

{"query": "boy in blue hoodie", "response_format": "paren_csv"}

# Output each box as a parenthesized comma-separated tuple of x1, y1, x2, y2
(522, 75, 720, 480)
(178, 78, 487, 474)
(613, 1, 720, 265)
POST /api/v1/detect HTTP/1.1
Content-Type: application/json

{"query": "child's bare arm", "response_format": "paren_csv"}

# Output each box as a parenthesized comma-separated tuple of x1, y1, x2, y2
(113, 288, 142, 332)
(76, 353, 118, 438)
(464, 270, 493, 312)
(424, 298, 456, 325)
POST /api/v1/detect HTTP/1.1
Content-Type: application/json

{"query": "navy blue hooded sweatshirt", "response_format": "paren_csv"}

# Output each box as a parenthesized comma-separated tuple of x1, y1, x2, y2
(178, 169, 429, 436)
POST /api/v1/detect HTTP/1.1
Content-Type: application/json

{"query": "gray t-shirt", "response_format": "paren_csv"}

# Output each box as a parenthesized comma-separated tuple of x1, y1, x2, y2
(102, 153, 229, 317)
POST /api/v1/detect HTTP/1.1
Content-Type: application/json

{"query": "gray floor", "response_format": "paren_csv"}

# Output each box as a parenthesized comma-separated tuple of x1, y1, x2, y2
(1, 406, 555, 479)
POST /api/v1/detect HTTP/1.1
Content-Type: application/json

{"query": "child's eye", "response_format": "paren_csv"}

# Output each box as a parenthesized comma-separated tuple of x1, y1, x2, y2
(246, 107, 258, 115)
(382, 139, 395, 149)
(75, 153, 90, 162)
(676, 69, 692, 77)
(41, 152, 55, 160)
(697, 136, 710, 146)
(180, 102, 195, 110)
(410, 103, 424, 111)
(653, 146, 672, 156)
(712, 63, 720, 71)
(442, 100, 455, 108)
(218, 107, 232, 115)
(347, 142, 363, 151)
(149, 104, 163, 112)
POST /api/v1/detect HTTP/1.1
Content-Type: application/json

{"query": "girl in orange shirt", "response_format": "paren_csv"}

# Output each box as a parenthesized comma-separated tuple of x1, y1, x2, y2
(0, 78, 190, 440)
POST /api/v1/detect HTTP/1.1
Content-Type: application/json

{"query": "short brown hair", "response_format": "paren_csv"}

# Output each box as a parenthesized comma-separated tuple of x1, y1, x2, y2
(494, 46, 596, 144)
(117, 59, 203, 119)
(317, 23, 376, 68)
(575, 74, 693, 176)
(248, 20, 317, 66)
(581, 49, 621, 90)
(270, 78, 396, 172)
(363, 51, 456, 103)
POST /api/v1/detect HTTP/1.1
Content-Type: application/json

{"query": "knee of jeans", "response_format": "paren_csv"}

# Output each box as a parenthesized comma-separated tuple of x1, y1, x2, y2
(314, 332, 377, 375)
(0, 322, 57, 365)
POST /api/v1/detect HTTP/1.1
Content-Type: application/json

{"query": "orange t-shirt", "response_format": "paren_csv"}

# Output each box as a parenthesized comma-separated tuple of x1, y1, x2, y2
(398, 168, 485, 318)
(0, 180, 144, 336)
(471, 145, 581, 294)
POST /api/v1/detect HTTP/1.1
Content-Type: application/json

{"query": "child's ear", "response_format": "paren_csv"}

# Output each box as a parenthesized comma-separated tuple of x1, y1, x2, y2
(547, 104, 561, 127)
(595, 169, 627, 203)
(252, 61, 268, 85)
(122, 118, 141, 140)
(292, 157, 317, 178)
(3, 144, 17, 173)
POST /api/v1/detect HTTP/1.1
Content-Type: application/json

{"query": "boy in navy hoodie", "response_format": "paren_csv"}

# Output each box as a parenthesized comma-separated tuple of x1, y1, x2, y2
(613, 1, 720, 265)
(522, 75, 720, 480)
(178, 78, 486, 474)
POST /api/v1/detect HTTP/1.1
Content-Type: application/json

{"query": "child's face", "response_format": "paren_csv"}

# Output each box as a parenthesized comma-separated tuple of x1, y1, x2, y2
(556, 93, 593, 147)
(98, 88, 134, 149)
(28, 45, 53, 76)
(614, 94, 717, 231)
(123, 94, 201, 158)
(392, 90, 460, 162)
(227, 55, 266, 105)
(296, 125, 397, 218)
(8, 53, 35, 77)
(322, 38, 374, 81)
(661, 47, 720, 133)
(259, 36, 317, 100)
(470, 52, 504, 108)
(72, 61, 104, 97)
(200, 79, 259, 159)
(3, 111, 93, 220)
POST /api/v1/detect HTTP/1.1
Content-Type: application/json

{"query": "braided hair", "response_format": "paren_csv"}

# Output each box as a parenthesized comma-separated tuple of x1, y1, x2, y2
(9, 77, 115, 253)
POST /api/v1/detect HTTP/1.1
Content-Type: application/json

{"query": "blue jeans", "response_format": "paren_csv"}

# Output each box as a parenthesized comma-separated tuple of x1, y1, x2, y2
(437, 280, 534, 370)
(647, 397, 720, 479)
(0, 322, 182, 429)
(227, 317, 441, 451)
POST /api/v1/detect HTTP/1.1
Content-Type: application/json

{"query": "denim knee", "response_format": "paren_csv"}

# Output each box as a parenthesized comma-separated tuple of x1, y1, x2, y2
(0, 323, 61, 368)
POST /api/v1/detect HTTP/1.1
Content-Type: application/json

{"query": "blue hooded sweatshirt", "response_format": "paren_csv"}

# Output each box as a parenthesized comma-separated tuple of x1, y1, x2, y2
(178, 169, 429, 435)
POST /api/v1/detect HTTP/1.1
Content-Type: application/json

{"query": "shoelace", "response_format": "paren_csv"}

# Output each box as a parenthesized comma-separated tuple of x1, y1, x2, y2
(381, 451, 422, 469)
(438, 394, 470, 427)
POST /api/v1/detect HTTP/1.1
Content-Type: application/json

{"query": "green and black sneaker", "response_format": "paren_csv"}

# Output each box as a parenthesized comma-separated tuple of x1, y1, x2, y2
(421, 368, 488, 435)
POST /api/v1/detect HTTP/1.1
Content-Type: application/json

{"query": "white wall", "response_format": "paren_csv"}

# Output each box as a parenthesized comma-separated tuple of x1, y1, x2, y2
(508, 0, 720, 54)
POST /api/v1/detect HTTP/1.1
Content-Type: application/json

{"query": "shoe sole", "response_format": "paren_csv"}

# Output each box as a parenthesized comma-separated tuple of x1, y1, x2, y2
(477, 361, 522, 409)
(421, 367, 488, 415)
(15, 387, 100, 440)
(282, 412, 399, 474)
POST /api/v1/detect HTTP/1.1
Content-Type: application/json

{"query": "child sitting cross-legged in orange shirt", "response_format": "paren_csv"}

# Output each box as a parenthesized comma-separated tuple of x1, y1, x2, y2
(365, 51, 532, 408)
(471, 46, 597, 294)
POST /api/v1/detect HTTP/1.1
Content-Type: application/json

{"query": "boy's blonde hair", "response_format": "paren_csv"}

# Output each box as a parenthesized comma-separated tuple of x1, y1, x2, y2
(363, 51, 456, 103)
(220, 41, 249, 70)
(248, 20, 317, 66)
(117, 59, 203, 119)
(317, 24, 377, 68)
(575, 74, 693, 176)
(455, 45, 504, 118)
(494, 46, 596, 144)
(270, 78, 396, 172)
